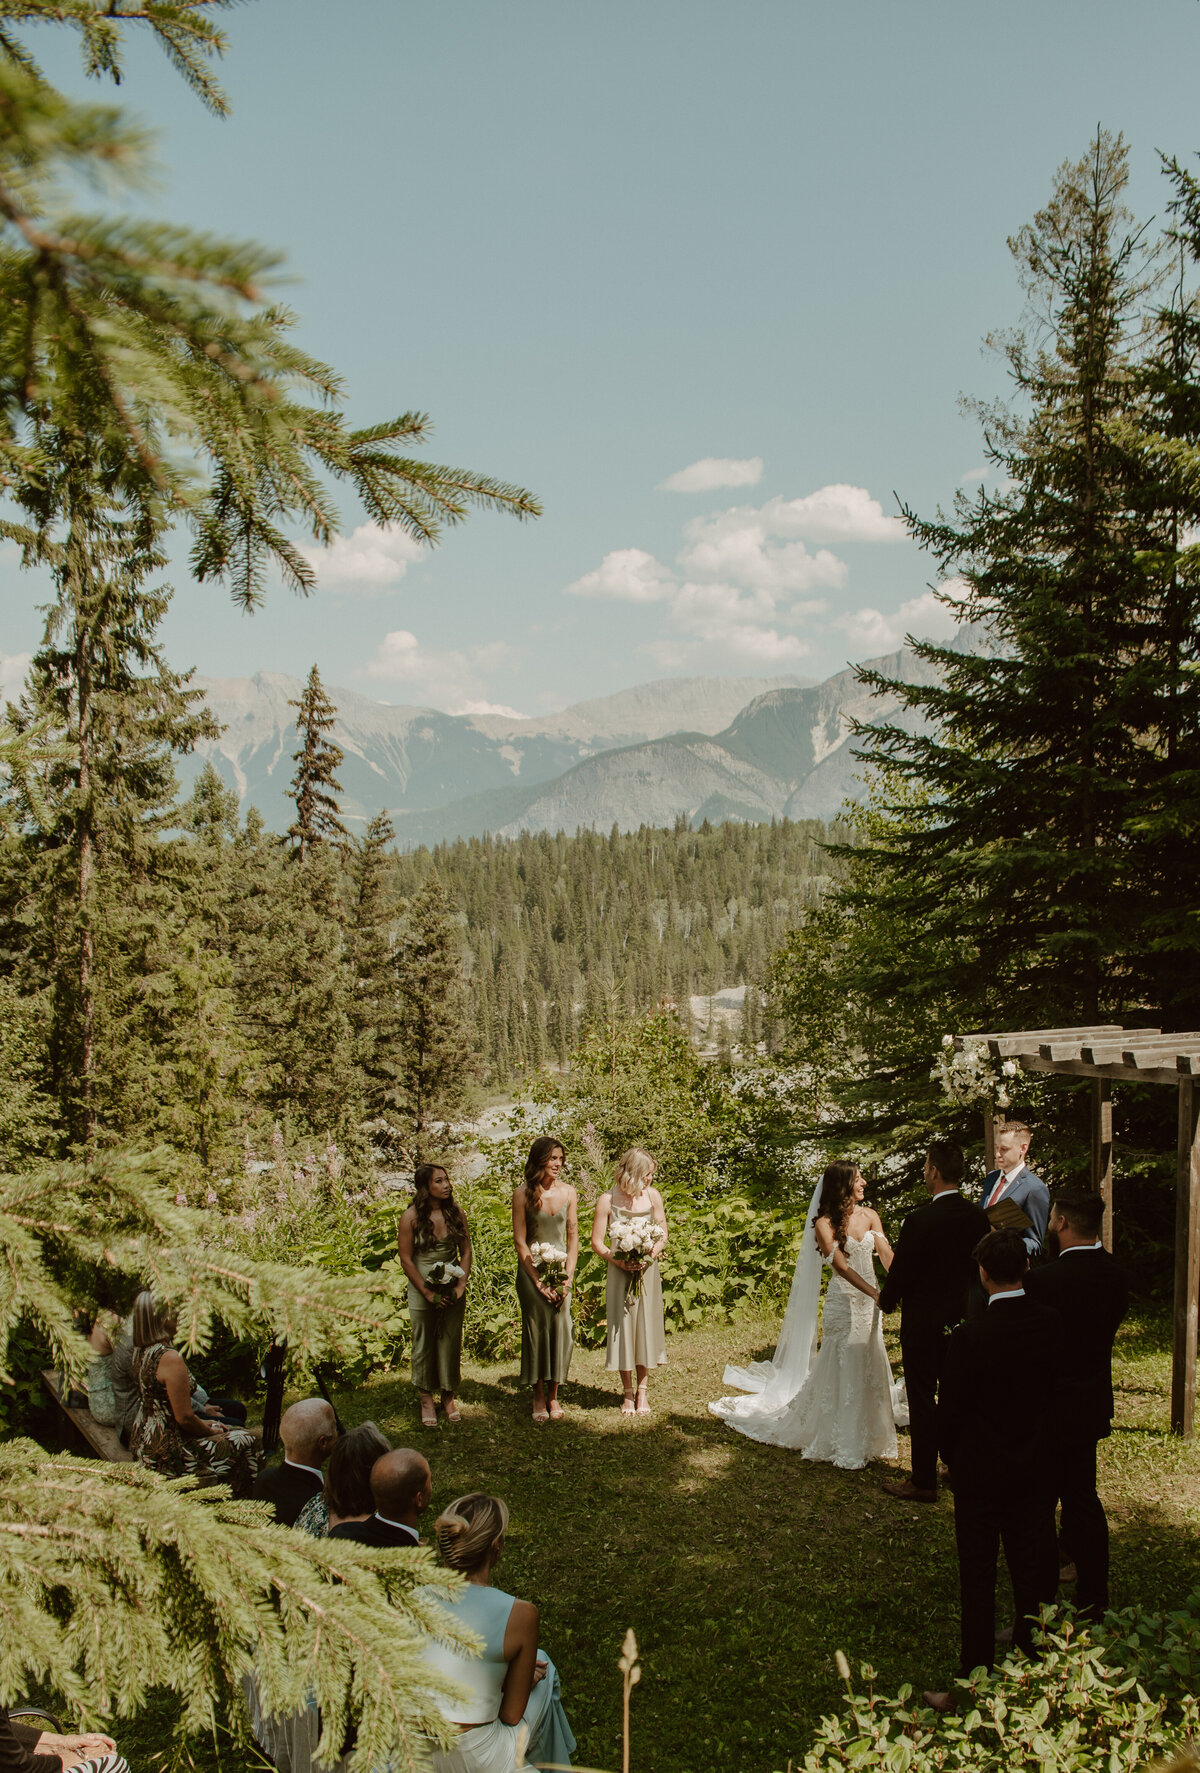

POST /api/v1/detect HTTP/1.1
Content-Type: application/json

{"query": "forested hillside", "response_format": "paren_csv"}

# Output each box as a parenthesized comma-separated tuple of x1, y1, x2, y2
(389, 818, 843, 1080)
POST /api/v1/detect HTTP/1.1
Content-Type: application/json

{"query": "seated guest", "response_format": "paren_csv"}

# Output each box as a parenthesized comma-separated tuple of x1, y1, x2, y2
(425, 1494, 576, 1772)
(0, 1707, 128, 1772)
(251, 1398, 338, 1525)
(294, 1419, 391, 1538)
(110, 1315, 245, 1445)
(128, 1291, 262, 1497)
(330, 1448, 431, 1547)
(1026, 1190, 1129, 1620)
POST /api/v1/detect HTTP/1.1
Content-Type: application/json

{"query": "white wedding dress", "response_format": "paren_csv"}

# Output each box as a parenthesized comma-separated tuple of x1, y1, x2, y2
(710, 1193, 906, 1470)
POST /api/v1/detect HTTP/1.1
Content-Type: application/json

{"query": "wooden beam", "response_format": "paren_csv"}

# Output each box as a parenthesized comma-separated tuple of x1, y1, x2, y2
(1092, 1078, 1114, 1252)
(1021, 1055, 1183, 1085)
(1172, 1079, 1200, 1437)
(968, 1026, 1124, 1058)
(1041, 1031, 1162, 1062)
(984, 1111, 996, 1175)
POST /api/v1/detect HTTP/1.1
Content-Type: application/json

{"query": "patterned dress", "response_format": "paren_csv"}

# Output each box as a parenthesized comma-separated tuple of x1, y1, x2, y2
(130, 1342, 262, 1496)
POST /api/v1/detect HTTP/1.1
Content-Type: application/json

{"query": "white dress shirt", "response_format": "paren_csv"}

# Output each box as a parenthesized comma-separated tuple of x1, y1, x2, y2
(1059, 1241, 1103, 1255)
(986, 1285, 1026, 1307)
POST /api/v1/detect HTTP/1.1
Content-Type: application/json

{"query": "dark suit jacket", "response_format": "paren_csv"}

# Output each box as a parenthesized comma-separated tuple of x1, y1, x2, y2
(938, 1292, 1065, 1496)
(329, 1514, 419, 1548)
(1025, 1246, 1129, 1441)
(250, 1459, 323, 1528)
(878, 1191, 992, 1341)
(980, 1164, 1050, 1256)
(0, 1710, 61, 1773)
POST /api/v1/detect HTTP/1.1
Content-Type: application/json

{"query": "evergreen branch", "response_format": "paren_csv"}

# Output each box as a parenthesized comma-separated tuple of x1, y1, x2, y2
(0, 1441, 475, 1768)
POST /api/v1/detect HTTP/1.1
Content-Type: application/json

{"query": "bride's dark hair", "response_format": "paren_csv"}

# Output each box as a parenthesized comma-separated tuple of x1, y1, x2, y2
(815, 1160, 860, 1253)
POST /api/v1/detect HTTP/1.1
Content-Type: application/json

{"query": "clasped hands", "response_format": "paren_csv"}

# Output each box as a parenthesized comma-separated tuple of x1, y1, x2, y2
(38, 1729, 117, 1770)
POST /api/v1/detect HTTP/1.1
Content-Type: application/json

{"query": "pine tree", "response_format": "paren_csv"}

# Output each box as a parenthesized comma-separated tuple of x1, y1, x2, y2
(392, 875, 475, 1163)
(12, 454, 215, 1149)
(851, 132, 1171, 1034)
(347, 810, 401, 1114)
(288, 666, 348, 858)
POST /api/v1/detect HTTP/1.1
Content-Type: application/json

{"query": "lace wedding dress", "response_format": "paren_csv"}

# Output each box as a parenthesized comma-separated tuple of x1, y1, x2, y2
(710, 1197, 905, 1470)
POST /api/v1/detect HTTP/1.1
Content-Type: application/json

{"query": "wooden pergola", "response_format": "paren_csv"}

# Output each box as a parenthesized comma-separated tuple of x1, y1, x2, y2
(953, 1025, 1200, 1437)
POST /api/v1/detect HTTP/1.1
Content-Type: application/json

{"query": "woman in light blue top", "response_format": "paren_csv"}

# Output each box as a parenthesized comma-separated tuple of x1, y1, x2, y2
(425, 1493, 575, 1773)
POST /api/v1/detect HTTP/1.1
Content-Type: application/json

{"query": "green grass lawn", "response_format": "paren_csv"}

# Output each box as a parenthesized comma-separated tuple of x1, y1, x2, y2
(118, 1309, 1200, 1773)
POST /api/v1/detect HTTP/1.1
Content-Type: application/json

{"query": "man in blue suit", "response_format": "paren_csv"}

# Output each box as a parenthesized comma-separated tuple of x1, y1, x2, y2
(981, 1120, 1049, 1256)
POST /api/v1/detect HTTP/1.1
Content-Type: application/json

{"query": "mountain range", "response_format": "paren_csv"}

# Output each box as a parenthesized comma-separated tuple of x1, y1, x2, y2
(183, 651, 938, 845)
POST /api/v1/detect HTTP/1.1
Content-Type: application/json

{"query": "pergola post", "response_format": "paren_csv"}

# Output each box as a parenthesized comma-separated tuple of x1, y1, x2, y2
(984, 1112, 996, 1175)
(1172, 1078, 1200, 1438)
(1092, 1078, 1114, 1251)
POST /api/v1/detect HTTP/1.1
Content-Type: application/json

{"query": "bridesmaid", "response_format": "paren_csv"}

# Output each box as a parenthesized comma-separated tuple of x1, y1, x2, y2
(398, 1163, 472, 1428)
(512, 1136, 578, 1421)
(591, 1148, 668, 1414)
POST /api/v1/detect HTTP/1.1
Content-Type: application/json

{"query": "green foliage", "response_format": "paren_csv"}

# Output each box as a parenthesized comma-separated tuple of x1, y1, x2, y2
(797, 1603, 1200, 1772)
(393, 818, 839, 1086)
(0, 1441, 476, 1770)
(288, 664, 348, 857)
(390, 873, 477, 1164)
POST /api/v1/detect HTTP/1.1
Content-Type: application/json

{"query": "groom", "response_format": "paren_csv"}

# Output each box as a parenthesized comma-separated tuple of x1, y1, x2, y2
(879, 1142, 990, 1503)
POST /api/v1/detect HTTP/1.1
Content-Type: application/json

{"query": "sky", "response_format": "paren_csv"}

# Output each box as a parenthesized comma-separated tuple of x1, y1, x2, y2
(3, 0, 1200, 718)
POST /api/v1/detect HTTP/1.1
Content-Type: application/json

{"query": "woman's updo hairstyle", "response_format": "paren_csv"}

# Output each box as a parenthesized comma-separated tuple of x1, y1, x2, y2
(815, 1160, 860, 1254)
(434, 1492, 509, 1573)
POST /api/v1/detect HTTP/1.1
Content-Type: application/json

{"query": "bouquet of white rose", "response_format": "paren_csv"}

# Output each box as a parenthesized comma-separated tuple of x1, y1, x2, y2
(426, 1259, 465, 1305)
(529, 1241, 570, 1306)
(610, 1216, 658, 1300)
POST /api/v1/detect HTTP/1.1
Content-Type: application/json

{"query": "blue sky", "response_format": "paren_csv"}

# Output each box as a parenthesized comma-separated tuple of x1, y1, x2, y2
(4, 0, 1200, 716)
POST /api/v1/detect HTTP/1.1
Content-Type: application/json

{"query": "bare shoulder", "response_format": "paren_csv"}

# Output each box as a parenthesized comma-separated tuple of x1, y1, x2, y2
(813, 1214, 836, 1250)
(398, 1202, 417, 1226)
(595, 1189, 613, 1212)
(157, 1346, 186, 1373)
(509, 1596, 538, 1630)
(512, 1181, 527, 1203)
(648, 1185, 665, 1206)
(865, 1206, 885, 1230)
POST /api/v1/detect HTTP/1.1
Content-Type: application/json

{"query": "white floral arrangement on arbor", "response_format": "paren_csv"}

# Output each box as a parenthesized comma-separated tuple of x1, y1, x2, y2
(932, 1035, 1020, 1108)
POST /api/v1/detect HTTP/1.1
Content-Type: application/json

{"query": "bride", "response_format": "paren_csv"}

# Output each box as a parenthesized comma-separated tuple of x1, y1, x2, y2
(710, 1161, 905, 1469)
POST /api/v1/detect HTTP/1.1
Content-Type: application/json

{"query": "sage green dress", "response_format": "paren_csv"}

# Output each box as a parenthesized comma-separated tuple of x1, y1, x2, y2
(409, 1234, 466, 1393)
(605, 1202, 667, 1371)
(517, 1201, 574, 1385)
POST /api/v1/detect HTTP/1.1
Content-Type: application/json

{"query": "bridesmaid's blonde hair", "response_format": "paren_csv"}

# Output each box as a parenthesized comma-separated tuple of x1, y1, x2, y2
(613, 1148, 655, 1196)
(435, 1493, 509, 1572)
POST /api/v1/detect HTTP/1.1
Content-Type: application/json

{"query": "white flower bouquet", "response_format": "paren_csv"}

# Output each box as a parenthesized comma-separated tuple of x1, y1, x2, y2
(932, 1036, 1019, 1108)
(529, 1241, 570, 1306)
(610, 1216, 658, 1299)
(426, 1259, 466, 1305)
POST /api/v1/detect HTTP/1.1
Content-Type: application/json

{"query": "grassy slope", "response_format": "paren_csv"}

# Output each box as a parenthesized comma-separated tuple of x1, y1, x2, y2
(118, 1311, 1200, 1773)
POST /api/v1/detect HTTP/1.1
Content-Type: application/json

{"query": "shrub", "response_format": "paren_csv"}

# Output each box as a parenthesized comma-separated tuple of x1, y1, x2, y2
(794, 1601, 1200, 1771)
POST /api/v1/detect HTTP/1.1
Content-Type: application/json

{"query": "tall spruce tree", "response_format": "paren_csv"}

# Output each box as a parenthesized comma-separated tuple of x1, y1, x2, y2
(347, 810, 401, 1114)
(288, 665, 348, 858)
(13, 453, 215, 1149)
(392, 874, 475, 1163)
(850, 132, 1172, 1034)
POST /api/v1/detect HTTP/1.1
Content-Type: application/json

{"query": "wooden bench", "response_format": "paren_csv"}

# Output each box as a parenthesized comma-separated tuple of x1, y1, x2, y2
(42, 1369, 132, 1462)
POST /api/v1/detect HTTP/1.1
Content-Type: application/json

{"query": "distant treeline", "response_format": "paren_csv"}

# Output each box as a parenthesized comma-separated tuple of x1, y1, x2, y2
(388, 817, 844, 1082)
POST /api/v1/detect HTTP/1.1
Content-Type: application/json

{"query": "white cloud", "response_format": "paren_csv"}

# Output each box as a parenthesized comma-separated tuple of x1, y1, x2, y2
(762, 484, 904, 543)
(654, 581, 811, 667)
(678, 507, 847, 594)
(960, 466, 989, 485)
(300, 521, 427, 592)
(835, 585, 962, 653)
(456, 699, 530, 720)
(0, 651, 31, 705)
(659, 455, 764, 494)
(564, 547, 674, 603)
(363, 630, 515, 708)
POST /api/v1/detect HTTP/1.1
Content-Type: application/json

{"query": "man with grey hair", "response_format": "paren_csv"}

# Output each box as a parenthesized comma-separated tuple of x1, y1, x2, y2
(250, 1398, 338, 1525)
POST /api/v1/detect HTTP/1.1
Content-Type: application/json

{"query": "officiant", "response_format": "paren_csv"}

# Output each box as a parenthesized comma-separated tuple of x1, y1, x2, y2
(980, 1121, 1049, 1256)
